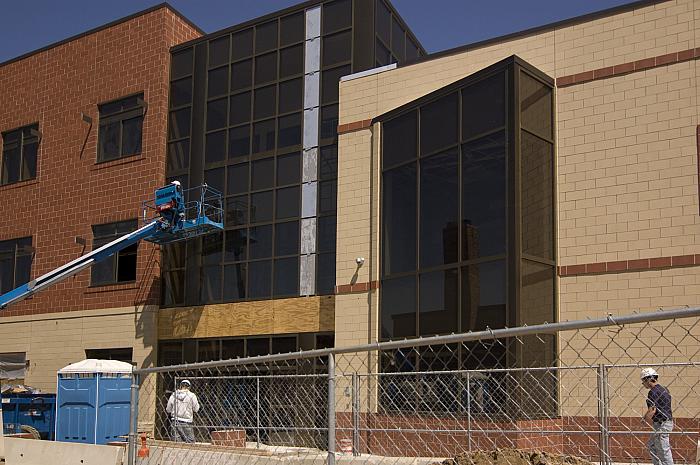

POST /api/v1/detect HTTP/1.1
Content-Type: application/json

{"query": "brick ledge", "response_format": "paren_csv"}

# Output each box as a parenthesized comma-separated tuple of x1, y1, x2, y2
(559, 254, 700, 277)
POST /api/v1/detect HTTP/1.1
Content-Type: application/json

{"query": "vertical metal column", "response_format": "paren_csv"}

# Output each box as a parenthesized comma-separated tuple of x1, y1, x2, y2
(597, 364, 610, 465)
(328, 354, 336, 465)
(127, 373, 140, 465)
(352, 373, 360, 456)
(256, 377, 261, 448)
(466, 372, 472, 452)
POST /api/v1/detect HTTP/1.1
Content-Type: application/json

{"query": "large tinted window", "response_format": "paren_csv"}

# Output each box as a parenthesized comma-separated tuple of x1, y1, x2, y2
(2, 124, 39, 186)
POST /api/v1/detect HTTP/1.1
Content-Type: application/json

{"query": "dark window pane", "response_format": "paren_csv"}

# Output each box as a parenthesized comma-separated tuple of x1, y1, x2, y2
(248, 260, 272, 298)
(420, 93, 458, 155)
(227, 163, 249, 195)
(163, 271, 184, 306)
(252, 119, 275, 153)
(208, 66, 229, 98)
(251, 158, 274, 190)
(272, 336, 297, 354)
(419, 269, 458, 336)
(98, 122, 120, 161)
(317, 252, 336, 295)
(229, 92, 251, 125)
(21, 142, 37, 181)
(277, 152, 300, 186)
(376, 1, 391, 44)
(249, 225, 273, 258)
(319, 145, 337, 180)
(197, 340, 220, 362)
(380, 275, 416, 340)
(322, 30, 351, 66)
(231, 59, 253, 91)
(170, 77, 192, 107)
(250, 191, 273, 223)
(322, 65, 350, 104)
(462, 131, 506, 259)
(420, 148, 458, 268)
(232, 29, 254, 60)
(209, 36, 230, 67)
(254, 85, 276, 120)
(224, 264, 247, 301)
(225, 229, 248, 262)
(382, 110, 416, 168)
(169, 108, 191, 140)
(462, 260, 506, 331)
(256, 20, 278, 53)
(122, 116, 143, 155)
(391, 17, 405, 61)
(206, 98, 227, 131)
(320, 104, 338, 140)
(280, 12, 304, 46)
(279, 45, 303, 78)
(406, 40, 420, 61)
(278, 78, 302, 113)
(222, 338, 245, 358)
(376, 40, 391, 66)
(274, 257, 298, 296)
(1, 147, 19, 184)
(171, 48, 193, 79)
(167, 140, 189, 172)
(462, 72, 505, 140)
(91, 252, 115, 284)
(202, 232, 223, 265)
(15, 239, 32, 284)
(227, 195, 248, 225)
(521, 131, 553, 259)
(381, 162, 416, 275)
(163, 242, 186, 270)
(276, 186, 300, 219)
(205, 131, 226, 164)
(201, 265, 222, 302)
(229, 125, 250, 159)
(317, 216, 336, 253)
(322, 0, 351, 34)
(278, 113, 302, 148)
(255, 52, 277, 85)
(319, 180, 336, 214)
(275, 221, 299, 256)
(521, 72, 553, 140)
(204, 167, 225, 193)
(247, 337, 270, 356)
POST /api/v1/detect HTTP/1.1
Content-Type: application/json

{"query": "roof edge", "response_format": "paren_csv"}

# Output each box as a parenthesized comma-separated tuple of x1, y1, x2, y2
(0, 2, 203, 69)
(399, 0, 671, 69)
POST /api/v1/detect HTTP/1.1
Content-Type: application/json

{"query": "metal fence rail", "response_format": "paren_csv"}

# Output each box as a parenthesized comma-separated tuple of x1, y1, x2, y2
(130, 306, 700, 465)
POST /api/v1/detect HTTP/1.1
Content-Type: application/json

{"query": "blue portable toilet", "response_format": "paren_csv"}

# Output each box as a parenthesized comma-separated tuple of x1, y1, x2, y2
(55, 359, 132, 445)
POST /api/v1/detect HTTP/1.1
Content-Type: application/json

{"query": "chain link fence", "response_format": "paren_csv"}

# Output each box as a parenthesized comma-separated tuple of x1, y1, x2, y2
(130, 307, 700, 465)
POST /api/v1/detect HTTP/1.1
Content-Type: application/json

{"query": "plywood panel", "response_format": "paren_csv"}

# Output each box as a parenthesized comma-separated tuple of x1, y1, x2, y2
(159, 296, 336, 339)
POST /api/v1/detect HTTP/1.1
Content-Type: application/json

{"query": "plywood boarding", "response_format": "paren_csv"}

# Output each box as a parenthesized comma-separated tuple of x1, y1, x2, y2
(158, 296, 336, 339)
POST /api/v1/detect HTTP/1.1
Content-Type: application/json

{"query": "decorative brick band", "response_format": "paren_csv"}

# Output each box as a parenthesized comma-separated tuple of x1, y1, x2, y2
(557, 47, 700, 87)
(335, 280, 379, 295)
(337, 119, 372, 135)
(559, 254, 700, 277)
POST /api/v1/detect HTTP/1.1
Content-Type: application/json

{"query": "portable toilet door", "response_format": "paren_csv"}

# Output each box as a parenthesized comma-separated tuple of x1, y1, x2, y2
(55, 360, 132, 445)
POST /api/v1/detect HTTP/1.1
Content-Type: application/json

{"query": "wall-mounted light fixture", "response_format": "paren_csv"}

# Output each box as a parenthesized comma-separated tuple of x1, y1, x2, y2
(81, 113, 92, 124)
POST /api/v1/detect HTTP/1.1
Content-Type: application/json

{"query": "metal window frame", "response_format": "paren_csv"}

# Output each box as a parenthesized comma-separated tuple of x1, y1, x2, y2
(1, 123, 40, 186)
(96, 93, 145, 163)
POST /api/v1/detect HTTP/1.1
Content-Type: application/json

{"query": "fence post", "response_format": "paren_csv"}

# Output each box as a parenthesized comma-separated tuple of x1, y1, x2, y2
(597, 364, 610, 465)
(328, 354, 336, 465)
(352, 372, 359, 456)
(466, 372, 472, 452)
(256, 377, 261, 448)
(127, 373, 140, 465)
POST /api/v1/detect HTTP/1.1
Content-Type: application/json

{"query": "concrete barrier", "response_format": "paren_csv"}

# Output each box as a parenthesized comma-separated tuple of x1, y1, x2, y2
(4, 437, 124, 465)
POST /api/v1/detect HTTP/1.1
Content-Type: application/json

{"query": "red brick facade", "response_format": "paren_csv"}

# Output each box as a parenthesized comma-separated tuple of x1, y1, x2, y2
(0, 6, 201, 317)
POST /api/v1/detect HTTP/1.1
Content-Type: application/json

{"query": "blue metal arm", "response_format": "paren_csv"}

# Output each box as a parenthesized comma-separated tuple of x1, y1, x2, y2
(0, 222, 160, 310)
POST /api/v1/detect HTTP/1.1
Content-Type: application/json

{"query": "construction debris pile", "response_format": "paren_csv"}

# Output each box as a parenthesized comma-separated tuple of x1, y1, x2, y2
(435, 450, 594, 465)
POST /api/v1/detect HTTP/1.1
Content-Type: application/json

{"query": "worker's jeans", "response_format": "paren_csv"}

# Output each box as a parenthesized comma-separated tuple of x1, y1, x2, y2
(648, 421, 674, 465)
(172, 420, 195, 443)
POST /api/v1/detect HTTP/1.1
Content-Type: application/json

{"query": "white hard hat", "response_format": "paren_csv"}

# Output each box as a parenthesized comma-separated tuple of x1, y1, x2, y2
(640, 367, 658, 380)
(171, 180, 181, 187)
(180, 379, 191, 386)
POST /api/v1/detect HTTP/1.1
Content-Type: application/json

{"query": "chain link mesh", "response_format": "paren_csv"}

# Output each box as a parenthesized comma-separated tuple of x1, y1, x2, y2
(133, 309, 700, 465)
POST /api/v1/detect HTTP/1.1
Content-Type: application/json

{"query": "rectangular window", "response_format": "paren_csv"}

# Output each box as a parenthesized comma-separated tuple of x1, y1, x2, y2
(0, 352, 27, 381)
(0, 237, 33, 294)
(1, 123, 39, 185)
(97, 94, 145, 162)
(90, 220, 138, 286)
(85, 348, 134, 364)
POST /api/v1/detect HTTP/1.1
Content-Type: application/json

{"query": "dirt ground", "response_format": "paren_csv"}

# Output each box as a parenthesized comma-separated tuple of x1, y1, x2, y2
(435, 449, 594, 465)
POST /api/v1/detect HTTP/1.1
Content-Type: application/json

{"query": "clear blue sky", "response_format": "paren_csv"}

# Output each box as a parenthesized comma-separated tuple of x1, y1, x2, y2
(0, 0, 639, 63)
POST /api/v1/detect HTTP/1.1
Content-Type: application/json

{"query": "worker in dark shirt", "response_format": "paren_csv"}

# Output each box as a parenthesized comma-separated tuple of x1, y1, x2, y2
(642, 368, 674, 465)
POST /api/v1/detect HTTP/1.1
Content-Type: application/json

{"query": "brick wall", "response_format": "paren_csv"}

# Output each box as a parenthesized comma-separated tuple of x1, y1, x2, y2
(0, 6, 201, 318)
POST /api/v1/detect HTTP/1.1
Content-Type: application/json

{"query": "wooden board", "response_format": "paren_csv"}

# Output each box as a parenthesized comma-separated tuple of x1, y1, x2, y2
(158, 296, 335, 339)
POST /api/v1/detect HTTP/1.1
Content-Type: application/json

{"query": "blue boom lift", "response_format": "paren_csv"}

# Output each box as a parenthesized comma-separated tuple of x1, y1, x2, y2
(0, 182, 223, 309)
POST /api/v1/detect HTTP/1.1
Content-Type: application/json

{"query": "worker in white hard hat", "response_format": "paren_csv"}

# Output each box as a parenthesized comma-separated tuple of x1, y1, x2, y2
(166, 379, 200, 443)
(641, 367, 674, 465)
